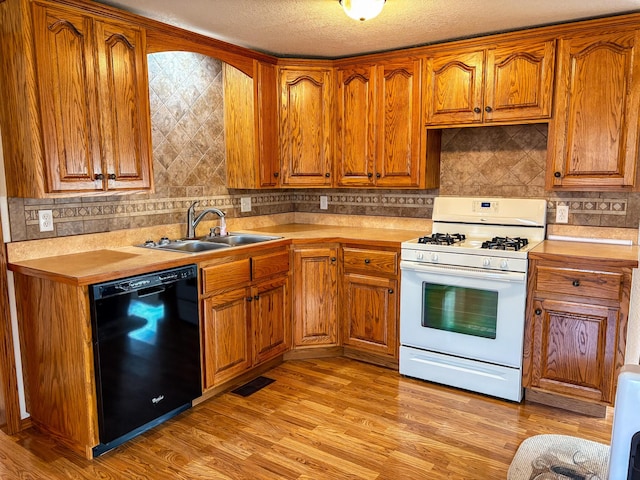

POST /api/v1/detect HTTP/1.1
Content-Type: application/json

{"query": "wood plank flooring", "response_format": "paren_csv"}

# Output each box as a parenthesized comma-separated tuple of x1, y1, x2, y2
(0, 357, 613, 479)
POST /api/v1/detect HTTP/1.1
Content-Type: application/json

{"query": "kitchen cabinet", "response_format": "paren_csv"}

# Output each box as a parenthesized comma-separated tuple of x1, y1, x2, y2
(201, 248, 290, 389)
(335, 59, 440, 188)
(278, 66, 334, 187)
(224, 61, 280, 188)
(14, 1, 152, 194)
(341, 245, 399, 366)
(546, 28, 640, 191)
(423, 38, 555, 126)
(292, 245, 339, 347)
(523, 251, 634, 415)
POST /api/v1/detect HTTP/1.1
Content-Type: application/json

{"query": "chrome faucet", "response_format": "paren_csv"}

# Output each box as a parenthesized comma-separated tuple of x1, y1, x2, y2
(186, 201, 226, 239)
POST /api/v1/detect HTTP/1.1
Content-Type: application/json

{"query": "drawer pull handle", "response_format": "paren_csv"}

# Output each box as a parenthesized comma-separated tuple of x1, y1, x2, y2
(572, 280, 580, 287)
(535, 308, 542, 315)
(364, 259, 371, 264)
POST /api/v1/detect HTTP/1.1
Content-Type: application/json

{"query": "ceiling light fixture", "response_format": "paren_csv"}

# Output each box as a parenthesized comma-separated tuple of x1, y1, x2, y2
(339, 0, 386, 22)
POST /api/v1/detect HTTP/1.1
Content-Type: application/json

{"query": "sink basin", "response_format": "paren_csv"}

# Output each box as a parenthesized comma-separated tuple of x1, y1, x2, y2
(200, 233, 282, 246)
(137, 233, 282, 254)
(145, 239, 231, 254)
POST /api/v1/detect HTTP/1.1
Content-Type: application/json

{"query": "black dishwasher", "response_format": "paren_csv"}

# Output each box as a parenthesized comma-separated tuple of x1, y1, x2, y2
(89, 264, 201, 456)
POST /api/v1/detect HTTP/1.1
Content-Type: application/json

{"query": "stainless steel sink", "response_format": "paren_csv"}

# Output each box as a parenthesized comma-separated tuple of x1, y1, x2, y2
(200, 233, 282, 246)
(142, 239, 231, 254)
(138, 233, 282, 254)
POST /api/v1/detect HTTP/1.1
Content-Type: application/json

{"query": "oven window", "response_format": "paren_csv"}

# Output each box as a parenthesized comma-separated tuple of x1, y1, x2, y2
(421, 283, 498, 339)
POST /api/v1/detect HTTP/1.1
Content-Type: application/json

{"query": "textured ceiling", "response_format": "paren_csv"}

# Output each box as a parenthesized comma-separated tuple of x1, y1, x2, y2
(96, 0, 640, 58)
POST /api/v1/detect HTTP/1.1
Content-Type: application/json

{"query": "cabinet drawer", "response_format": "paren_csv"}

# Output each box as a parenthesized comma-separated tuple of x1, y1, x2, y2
(202, 259, 251, 294)
(252, 250, 290, 281)
(343, 248, 398, 276)
(535, 266, 622, 301)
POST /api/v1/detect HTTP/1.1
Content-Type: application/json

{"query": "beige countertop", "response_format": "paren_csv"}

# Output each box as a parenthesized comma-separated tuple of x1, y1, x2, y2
(530, 239, 639, 266)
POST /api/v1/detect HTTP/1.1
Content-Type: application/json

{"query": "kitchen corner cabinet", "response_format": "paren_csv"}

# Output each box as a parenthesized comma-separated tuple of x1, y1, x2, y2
(278, 66, 334, 187)
(523, 253, 634, 411)
(201, 248, 290, 389)
(292, 245, 339, 347)
(224, 61, 279, 188)
(423, 38, 555, 126)
(335, 59, 440, 188)
(0, 0, 152, 196)
(546, 28, 640, 191)
(341, 245, 399, 364)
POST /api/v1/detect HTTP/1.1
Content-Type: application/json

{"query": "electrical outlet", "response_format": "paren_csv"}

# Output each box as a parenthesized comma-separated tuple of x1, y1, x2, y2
(320, 195, 328, 210)
(556, 205, 569, 223)
(38, 209, 54, 232)
(240, 197, 252, 213)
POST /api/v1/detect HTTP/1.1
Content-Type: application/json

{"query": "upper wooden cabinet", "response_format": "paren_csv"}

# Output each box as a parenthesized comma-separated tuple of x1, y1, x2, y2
(423, 39, 555, 126)
(336, 59, 440, 188)
(546, 28, 640, 191)
(0, 1, 152, 196)
(278, 66, 334, 187)
(224, 61, 279, 189)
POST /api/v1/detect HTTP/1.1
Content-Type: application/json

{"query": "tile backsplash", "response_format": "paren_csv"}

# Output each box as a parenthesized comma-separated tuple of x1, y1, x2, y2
(5, 53, 639, 242)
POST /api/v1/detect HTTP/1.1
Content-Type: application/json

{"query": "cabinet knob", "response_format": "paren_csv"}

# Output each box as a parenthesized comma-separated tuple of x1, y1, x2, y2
(535, 308, 542, 315)
(274, 172, 279, 178)
(572, 280, 580, 287)
(331, 257, 337, 262)
(325, 172, 331, 178)
(107, 173, 116, 180)
(388, 288, 394, 294)
(485, 106, 493, 113)
(367, 172, 373, 178)
(473, 107, 481, 114)
(376, 173, 381, 178)
(554, 171, 562, 178)
(94, 173, 104, 181)
(246, 296, 253, 302)
(364, 259, 371, 264)
(254, 295, 260, 301)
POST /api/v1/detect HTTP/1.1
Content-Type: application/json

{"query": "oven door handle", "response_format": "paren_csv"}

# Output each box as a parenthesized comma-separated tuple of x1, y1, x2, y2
(400, 260, 526, 283)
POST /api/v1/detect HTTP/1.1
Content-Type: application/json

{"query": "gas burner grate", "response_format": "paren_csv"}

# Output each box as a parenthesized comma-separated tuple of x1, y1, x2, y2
(418, 233, 466, 245)
(481, 236, 529, 251)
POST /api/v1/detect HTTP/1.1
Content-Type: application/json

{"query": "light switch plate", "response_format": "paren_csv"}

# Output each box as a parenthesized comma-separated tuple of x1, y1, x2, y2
(240, 197, 251, 212)
(556, 205, 569, 223)
(38, 209, 54, 232)
(320, 195, 328, 210)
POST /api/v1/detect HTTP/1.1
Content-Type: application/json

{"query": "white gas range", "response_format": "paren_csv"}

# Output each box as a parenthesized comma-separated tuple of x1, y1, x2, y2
(399, 197, 547, 402)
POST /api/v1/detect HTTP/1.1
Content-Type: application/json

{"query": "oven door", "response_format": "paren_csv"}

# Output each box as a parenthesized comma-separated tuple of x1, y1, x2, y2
(399, 260, 527, 368)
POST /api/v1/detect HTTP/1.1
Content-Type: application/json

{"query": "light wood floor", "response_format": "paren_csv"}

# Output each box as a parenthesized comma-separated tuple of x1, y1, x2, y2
(0, 357, 613, 479)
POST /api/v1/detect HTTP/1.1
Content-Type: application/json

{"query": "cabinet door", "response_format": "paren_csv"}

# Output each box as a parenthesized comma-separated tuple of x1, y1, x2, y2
(253, 276, 291, 364)
(202, 288, 252, 389)
(531, 299, 620, 403)
(279, 68, 333, 186)
(484, 39, 555, 122)
(32, 4, 102, 192)
(94, 20, 152, 191)
(547, 29, 640, 190)
(424, 49, 485, 125)
(335, 65, 376, 187)
(292, 247, 339, 347)
(376, 59, 423, 187)
(343, 274, 397, 357)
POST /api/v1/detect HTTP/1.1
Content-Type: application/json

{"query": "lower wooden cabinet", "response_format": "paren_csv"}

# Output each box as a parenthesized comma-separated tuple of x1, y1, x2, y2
(201, 246, 291, 389)
(292, 245, 339, 347)
(523, 250, 635, 412)
(341, 246, 399, 363)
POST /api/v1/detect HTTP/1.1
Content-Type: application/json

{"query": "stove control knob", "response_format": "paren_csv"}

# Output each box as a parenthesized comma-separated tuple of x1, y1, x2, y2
(500, 259, 509, 270)
(482, 258, 491, 267)
(430, 253, 439, 262)
(416, 252, 424, 260)
(158, 237, 171, 246)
